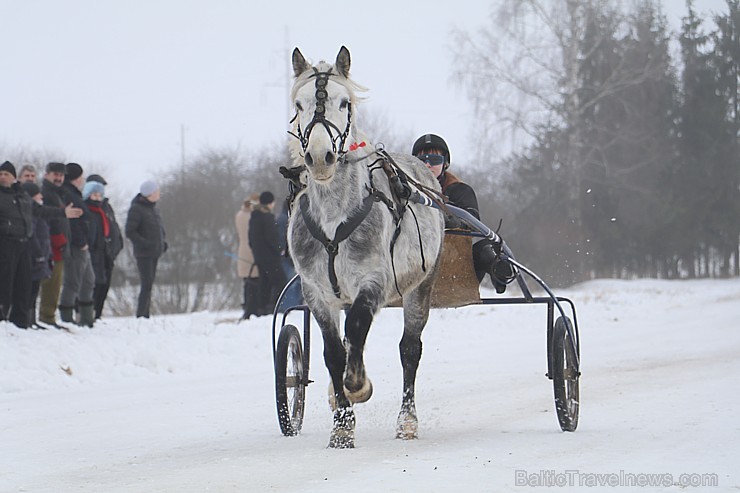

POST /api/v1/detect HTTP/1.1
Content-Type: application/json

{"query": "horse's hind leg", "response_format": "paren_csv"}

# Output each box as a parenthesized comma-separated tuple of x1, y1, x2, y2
(397, 270, 438, 439)
(312, 304, 355, 448)
(343, 286, 382, 405)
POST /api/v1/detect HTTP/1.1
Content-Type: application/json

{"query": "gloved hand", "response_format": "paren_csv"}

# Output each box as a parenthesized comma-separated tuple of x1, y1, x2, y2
(473, 238, 517, 293)
(490, 256, 516, 293)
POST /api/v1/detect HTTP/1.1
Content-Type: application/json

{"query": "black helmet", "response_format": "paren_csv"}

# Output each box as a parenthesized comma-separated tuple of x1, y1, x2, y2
(412, 134, 450, 167)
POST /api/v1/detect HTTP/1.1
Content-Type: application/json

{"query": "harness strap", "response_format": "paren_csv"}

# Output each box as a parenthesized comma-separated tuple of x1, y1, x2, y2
(299, 192, 375, 298)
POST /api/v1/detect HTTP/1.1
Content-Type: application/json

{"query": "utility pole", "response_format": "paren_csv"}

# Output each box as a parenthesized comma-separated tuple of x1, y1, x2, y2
(180, 124, 186, 168)
(285, 26, 291, 133)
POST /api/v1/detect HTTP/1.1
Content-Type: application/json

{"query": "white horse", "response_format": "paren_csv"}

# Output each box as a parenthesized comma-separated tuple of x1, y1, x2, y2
(287, 46, 445, 448)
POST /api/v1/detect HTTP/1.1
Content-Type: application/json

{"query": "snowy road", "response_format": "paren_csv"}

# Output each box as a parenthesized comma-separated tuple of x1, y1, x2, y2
(2, 279, 739, 492)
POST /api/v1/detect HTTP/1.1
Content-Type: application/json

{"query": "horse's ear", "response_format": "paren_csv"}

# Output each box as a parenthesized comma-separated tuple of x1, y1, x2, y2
(335, 46, 351, 77)
(292, 48, 309, 78)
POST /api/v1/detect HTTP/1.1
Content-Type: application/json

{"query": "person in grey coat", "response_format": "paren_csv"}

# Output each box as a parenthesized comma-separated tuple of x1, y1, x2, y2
(125, 180, 166, 318)
(58, 162, 96, 327)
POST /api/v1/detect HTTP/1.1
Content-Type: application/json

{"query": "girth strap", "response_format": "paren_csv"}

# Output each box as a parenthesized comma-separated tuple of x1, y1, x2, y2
(299, 192, 376, 298)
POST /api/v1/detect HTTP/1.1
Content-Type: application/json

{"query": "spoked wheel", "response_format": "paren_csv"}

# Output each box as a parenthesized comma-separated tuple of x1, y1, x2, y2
(275, 324, 306, 436)
(549, 316, 580, 431)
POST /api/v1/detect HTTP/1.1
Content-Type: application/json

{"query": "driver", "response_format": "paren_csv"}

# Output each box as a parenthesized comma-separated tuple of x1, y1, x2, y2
(412, 133, 517, 293)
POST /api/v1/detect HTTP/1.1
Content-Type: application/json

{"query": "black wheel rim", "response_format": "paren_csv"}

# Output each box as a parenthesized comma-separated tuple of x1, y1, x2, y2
(552, 317, 580, 432)
(276, 325, 306, 436)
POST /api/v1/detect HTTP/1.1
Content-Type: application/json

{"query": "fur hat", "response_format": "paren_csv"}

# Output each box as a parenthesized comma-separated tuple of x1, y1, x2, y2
(82, 181, 105, 200)
(0, 160, 16, 177)
(87, 174, 108, 185)
(65, 162, 84, 181)
(21, 182, 41, 197)
(259, 191, 275, 205)
(45, 162, 66, 174)
(140, 180, 159, 197)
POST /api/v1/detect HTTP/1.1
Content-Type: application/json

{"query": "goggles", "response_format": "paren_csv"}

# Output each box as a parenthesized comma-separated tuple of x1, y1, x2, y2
(417, 154, 446, 166)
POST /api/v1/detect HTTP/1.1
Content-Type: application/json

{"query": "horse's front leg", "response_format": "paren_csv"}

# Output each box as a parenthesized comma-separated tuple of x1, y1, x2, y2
(343, 286, 382, 405)
(312, 303, 355, 448)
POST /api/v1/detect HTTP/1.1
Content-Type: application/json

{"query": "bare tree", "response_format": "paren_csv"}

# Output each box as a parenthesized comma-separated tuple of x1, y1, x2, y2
(451, 0, 680, 283)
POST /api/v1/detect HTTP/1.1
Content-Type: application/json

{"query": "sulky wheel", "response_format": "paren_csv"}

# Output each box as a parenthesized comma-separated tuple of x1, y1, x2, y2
(550, 316, 580, 432)
(275, 324, 306, 436)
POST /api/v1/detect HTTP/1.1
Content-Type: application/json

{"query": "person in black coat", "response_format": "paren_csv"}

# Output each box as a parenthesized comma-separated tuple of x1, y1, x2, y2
(87, 174, 123, 319)
(125, 180, 166, 318)
(83, 181, 110, 315)
(0, 161, 81, 329)
(249, 191, 287, 315)
(412, 134, 517, 293)
(58, 163, 96, 327)
(38, 161, 73, 328)
(21, 182, 52, 328)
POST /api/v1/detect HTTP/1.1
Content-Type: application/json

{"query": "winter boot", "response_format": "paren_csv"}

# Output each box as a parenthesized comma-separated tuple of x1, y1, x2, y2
(59, 305, 76, 324)
(78, 301, 95, 328)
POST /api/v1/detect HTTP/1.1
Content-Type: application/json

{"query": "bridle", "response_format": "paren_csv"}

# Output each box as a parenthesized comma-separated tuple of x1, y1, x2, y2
(288, 68, 353, 159)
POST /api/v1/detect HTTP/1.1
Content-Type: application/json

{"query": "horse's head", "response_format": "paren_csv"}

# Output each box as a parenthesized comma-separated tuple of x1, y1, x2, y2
(289, 46, 363, 184)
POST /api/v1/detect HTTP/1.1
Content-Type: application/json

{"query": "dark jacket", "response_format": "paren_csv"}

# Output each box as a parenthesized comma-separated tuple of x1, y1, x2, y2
(0, 183, 65, 240)
(86, 198, 111, 285)
(439, 171, 480, 220)
(125, 194, 166, 258)
(41, 179, 71, 261)
(102, 198, 124, 260)
(249, 206, 282, 268)
(29, 215, 52, 281)
(61, 181, 92, 249)
(0, 183, 34, 239)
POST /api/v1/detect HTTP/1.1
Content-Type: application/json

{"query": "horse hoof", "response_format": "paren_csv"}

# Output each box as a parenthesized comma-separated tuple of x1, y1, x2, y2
(345, 378, 373, 404)
(329, 408, 356, 449)
(328, 430, 355, 449)
(395, 425, 418, 440)
(396, 412, 418, 440)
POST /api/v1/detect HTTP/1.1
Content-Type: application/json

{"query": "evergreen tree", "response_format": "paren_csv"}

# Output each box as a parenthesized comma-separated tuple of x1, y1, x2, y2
(678, 0, 729, 277)
(709, 0, 740, 276)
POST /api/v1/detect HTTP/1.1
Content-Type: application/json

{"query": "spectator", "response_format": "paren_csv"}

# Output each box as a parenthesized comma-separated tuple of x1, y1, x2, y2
(87, 174, 123, 319)
(235, 193, 261, 321)
(38, 162, 72, 329)
(125, 180, 166, 319)
(1, 161, 79, 329)
(83, 181, 112, 321)
(19, 164, 37, 184)
(59, 162, 96, 327)
(249, 191, 287, 315)
(21, 182, 52, 329)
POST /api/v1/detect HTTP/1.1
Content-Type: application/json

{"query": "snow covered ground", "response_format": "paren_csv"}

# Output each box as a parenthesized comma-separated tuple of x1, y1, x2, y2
(2, 278, 739, 492)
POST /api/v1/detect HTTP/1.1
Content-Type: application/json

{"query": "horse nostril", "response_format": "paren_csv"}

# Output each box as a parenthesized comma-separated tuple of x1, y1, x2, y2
(325, 152, 336, 165)
(305, 153, 314, 166)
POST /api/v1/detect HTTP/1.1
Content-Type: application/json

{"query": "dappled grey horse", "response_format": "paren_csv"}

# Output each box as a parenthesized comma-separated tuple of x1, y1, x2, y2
(287, 46, 445, 448)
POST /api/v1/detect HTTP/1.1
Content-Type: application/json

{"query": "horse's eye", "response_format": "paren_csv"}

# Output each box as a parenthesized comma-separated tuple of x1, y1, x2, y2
(296, 101, 303, 112)
(339, 99, 349, 110)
